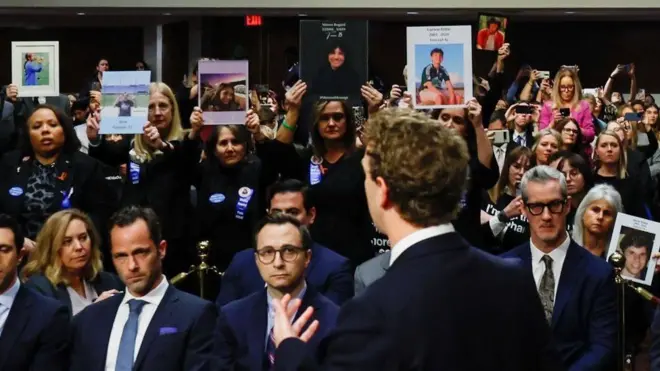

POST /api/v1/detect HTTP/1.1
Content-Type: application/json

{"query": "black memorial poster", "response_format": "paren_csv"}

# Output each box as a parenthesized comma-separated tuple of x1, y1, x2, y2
(299, 20, 368, 104)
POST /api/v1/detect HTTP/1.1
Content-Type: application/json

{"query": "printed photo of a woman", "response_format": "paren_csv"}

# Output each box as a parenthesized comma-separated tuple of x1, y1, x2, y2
(309, 40, 362, 100)
(200, 83, 243, 112)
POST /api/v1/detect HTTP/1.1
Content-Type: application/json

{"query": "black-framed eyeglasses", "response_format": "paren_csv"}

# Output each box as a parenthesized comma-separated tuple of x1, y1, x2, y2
(525, 199, 567, 216)
(255, 245, 306, 264)
(319, 113, 345, 122)
(562, 128, 579, 134)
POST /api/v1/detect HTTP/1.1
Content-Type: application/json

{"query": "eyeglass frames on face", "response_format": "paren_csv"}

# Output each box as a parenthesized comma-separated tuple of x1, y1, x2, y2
(562, 128, 579, 135)
(255, 245, 306, 264)
(525, 199, 567, 216)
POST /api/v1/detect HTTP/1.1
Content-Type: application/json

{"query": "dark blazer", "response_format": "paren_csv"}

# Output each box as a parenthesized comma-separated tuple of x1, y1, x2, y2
(0, 284, 70, 371)
(502, 240, 617, 371)
(275, 232, 561, 371)
(215, 286, 339, 371)
(0, 150, 121, 239)
(193, 155, 277, 270)
(0, 101, 16, 156)
(215, 242, 353, 307)
(649, 307, 660, 371)
(24, 271, 124, 316)
(89, 136, 200, 242)
(69, 284, 217, 371)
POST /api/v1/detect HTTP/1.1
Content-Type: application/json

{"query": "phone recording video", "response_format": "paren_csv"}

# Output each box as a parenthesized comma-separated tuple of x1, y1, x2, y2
(538, 71, 551, 79)
(254, 84, 269, 104)
(624, 112, 642, 122)
(491, 129, 510, 146)
(559, 108, 571, 118)
(515, 105, 532, 115)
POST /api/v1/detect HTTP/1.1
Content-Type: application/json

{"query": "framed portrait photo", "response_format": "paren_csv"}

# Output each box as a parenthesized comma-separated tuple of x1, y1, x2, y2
(476, 14, 508, 52)
(11, 41, 60, 97)
(606, 213, 660, 286)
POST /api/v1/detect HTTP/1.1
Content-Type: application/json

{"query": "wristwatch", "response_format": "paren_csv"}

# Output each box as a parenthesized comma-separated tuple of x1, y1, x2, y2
(496, 211, 510, 223)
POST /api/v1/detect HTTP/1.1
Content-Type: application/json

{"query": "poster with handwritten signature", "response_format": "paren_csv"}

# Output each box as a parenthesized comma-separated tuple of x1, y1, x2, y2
(299, 20, 368, 104)
(407, 25, 473, 109)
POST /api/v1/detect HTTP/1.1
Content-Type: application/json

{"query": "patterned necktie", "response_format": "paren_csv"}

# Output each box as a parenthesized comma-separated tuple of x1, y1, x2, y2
(116, 299, 147, 371)
(265, 327, 276, 370)
(538, 255, 555, 324)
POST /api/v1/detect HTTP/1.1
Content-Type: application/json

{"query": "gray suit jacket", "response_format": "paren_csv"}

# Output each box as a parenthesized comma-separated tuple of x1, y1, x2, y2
(353, 251, 390, 296)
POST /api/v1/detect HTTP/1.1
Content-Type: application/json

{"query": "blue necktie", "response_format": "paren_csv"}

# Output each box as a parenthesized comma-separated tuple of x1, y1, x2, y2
(264, 327, 276, 370)
(116, 299, 147, 371)
(515, 135, 523, 146)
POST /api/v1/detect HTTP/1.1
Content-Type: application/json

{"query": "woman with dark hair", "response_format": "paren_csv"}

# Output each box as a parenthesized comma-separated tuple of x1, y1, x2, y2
(201, 83, 240, 112)
(189, 109, 277, 269)
(481, 146, 532, 253)
(309, 41, 363, 101)
(548, 150, 595, 233)
(555, 117, 588, 161)
(253, 80, 384, 266)
(0, 105, 118, 252)
(431, 99, 500, 250)
(135, 60, 149, 71)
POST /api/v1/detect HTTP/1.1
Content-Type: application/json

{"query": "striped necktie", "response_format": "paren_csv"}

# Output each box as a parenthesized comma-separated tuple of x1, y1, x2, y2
(265, 326, 276, 370)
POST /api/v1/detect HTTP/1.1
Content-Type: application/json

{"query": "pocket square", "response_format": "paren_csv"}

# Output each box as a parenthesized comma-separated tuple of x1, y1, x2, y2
(159, 327, 178, 335)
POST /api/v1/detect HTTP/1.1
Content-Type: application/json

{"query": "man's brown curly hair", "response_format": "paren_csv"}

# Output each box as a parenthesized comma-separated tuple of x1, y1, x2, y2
(364, 108, 470, 227)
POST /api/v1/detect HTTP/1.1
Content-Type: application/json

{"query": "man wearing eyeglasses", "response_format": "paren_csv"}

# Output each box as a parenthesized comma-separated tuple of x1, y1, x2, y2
(503, 165, 617, 370)
(213, 214, 339, 370)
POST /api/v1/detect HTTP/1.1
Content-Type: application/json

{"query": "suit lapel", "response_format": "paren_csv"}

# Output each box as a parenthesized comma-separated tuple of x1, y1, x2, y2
(55, 284, 73, 316)
(7, 157, 33, 213)
(246, 290, 268, 371)
(133, 286, 177, 368)
(0, 285, 32, 370)
(380, 252, 390, 273)
(552, 243, 584, 328)
(90, 294, 123, 370)
(304, 243, 320, 278)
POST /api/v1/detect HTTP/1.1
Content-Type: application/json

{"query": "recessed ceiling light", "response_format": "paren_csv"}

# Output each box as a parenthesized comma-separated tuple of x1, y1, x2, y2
(163, 12, 171, 15)
(298, 13, 307, 17)
(407, 11, 419, 15)
(76, 12, 85, 15)
(565, 11, 575, 14)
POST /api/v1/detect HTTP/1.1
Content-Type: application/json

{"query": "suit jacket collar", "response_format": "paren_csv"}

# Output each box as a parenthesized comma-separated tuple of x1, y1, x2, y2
(389, 232, 467, 270)
(510, 241, 586, 328)
(245, 286, 320, 370)
(134, 285, 179, 368)
(0, 285, 33, 370)
(304, 242, 323, 276)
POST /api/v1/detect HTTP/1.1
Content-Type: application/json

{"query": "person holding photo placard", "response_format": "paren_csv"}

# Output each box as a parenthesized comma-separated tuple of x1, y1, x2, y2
(86, 82, 203, 276)
(254, 80, 384, 267)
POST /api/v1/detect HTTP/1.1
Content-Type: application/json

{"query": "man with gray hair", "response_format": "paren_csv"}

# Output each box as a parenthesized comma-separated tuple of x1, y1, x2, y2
(503, 165, 617, 370)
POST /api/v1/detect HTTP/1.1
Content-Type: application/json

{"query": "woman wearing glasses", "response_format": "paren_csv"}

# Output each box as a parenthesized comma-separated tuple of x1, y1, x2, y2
(539, 68, 595, 159)
(253, 80, 384, 266)
(481, 146, 532, 253)
(593, 131, 647, 218)
(555, 118, 588, 160)
(431, 99, 499, 250)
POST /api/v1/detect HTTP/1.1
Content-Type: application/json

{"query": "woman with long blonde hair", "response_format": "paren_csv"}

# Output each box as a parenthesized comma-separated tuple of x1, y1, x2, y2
(85, 82, 203, 275)
(22, 209, 123, 316)
(539, 68, 595, 158)
(593, 131, 647, 218)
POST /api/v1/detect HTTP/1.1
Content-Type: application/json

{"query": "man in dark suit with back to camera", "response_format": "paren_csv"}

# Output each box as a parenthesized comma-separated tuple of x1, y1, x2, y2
(214, 214, 339, 370)
(0, 214, 70, 371)
(271, 108, 562, 370)
(69, 206, 217, 371)
(503, 166, 616, 370)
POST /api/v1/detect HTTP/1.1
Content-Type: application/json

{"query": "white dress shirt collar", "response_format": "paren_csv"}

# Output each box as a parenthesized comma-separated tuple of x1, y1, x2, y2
(389, 224, 455, 266)
(513, 131, 526, 146)
(529, 233, 571, 300)
(530, 233, 570, 264)
(120, 275, 169, 306)
(0, 277, 20, 309)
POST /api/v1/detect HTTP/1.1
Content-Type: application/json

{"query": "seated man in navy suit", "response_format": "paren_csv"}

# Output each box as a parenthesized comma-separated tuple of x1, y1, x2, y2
(0, 214, 69, 371)
(69, 206, 217, 371)
(216, 179, 353, 306)
(502, 166, 616, 370)
(214, 214, 339, 370)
